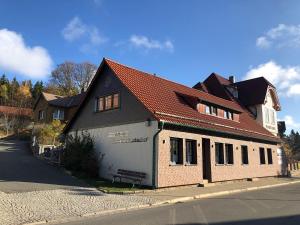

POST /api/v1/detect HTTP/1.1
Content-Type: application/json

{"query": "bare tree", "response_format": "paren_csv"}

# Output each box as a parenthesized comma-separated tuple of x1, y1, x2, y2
(48, 61, 97, 96)
(74, 62, 97, 92)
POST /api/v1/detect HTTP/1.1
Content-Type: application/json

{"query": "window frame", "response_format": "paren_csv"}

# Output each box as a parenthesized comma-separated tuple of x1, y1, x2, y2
(170, 138, 183, 165)
(267, 148, 273, 164)
(95, 93, 120, 112)
(39, 110, 45, 120)
(225, 143, 234, 165)
(259, 147, 266, 165)
(241, 145, 249, 165)
(215, 142, 225, 165)
(53, 109, 64, 120)
(185, 139, 197, 165)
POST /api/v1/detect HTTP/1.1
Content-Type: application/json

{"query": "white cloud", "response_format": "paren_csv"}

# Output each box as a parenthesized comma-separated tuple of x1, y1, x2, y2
(129, 35, 174, 52)
(256, 36, 271, 48)
(62, 17, 86, 41)
(245, 61, 300, 97)
(0, 29, 52, 79)
(62, 17, 107, 53)
(256, 24, 300, 49)
(282, 115, 300, 129)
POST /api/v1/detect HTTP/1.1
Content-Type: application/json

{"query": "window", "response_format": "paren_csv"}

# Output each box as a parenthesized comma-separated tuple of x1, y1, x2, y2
(241, 145, 249, 165)
(205, 105, 210, 114)
(225, 144, 234, 164)
(270, 110, 275, 125)
(205, 105, 217, 115)
(113, 93, 120, 108)
(170, 138, 183, 165)
(95, 93, 120, 112)
(38, 110, 45, 120)
(53, 109, 64, 120)
(105, 95, 112, 110)
(265, 108, 270, 124)
(259, 148, 266, 164)
(267, 148, 273, 164)
(224, 110, 233, 120)
(186, 139, 197, 164)
(215, 143, 224, 164)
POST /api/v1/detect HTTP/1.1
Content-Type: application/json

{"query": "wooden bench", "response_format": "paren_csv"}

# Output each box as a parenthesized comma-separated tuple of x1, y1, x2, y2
(112, 169, 146, 187)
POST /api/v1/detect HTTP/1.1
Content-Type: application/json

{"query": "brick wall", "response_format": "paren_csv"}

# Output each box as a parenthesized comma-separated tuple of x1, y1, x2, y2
(157, 129, 279, 188)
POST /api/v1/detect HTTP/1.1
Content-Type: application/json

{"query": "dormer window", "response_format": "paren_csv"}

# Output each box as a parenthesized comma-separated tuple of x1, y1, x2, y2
(224, 110, 233, 120)
(205, 105, 217, 115)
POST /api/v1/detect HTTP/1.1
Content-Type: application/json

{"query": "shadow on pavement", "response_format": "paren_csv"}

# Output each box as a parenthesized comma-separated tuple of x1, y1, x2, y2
(0, 139, 89, 192)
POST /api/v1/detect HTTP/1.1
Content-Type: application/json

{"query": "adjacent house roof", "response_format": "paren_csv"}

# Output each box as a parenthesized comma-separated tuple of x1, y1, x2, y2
(34, 92, 86, 109)
(234, 77, 280, 110)
(65, 58, 280, 143)
(0, 106, 33, 117)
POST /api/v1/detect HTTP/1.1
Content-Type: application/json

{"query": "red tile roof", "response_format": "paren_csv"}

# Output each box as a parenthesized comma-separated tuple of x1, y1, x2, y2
(65, 58, 280, 143)
(105, 59, 279, 143)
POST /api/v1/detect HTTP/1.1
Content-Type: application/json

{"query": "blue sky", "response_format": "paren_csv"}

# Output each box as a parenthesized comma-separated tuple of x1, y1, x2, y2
(0, 0, 300, 132)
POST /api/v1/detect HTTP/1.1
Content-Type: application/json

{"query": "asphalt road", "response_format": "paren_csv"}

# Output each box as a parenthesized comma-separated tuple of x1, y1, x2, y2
(0, 139, 87, 193)
(54, 182, 300, 225)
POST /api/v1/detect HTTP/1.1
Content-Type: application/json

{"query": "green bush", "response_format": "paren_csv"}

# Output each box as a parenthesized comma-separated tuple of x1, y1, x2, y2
(63, 131, 99, 178)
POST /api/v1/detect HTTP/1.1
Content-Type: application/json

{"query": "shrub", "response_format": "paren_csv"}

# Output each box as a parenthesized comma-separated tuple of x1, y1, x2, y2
(63, 131, 99, 178)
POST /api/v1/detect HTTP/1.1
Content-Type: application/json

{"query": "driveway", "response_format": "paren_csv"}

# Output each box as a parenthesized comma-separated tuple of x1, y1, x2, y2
(0, 139, 87, 193)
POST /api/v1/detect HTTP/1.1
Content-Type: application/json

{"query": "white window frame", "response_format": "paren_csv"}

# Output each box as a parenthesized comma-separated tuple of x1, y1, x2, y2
(53, 109, 64, 120)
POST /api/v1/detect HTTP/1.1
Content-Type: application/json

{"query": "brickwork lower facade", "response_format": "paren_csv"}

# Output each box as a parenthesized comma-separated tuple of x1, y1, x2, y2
(157, 129, 279, 188)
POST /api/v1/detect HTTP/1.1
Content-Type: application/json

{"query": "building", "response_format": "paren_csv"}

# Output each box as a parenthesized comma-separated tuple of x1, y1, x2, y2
(33, 92, 85, 123)
(64, 58, 282, 188)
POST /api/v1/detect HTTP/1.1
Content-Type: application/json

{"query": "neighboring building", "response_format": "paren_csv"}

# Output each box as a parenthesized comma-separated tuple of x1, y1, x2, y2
(33, 92, 85, 123)
(64, 58, 282, 188)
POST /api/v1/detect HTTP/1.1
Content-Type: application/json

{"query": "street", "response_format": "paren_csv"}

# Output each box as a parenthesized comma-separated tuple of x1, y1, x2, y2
(54, 182, 300, 225)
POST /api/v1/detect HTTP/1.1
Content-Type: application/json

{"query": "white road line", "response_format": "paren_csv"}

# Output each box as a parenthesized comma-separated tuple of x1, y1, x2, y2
(234, 199, 257, 214)
(193, 204, 209, 225)
(169, 207, 176, 225)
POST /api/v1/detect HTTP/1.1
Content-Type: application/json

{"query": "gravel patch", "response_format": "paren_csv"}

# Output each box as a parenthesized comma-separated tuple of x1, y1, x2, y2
(0, 188, 155, 225)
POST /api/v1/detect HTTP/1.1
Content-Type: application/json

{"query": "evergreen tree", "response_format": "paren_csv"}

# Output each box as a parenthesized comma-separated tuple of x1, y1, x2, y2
(32, 81, 44, 100)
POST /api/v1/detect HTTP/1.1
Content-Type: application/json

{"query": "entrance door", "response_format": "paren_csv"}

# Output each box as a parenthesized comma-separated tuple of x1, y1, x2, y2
(202, 138, 211, 181)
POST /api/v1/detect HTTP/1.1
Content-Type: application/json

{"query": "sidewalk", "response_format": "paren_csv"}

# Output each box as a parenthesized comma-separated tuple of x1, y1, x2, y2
(136, 175, 300, 205)
(4, 175, 300, 225)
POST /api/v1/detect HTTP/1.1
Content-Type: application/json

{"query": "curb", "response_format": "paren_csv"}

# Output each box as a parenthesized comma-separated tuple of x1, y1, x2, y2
(22, 179, 300, 225)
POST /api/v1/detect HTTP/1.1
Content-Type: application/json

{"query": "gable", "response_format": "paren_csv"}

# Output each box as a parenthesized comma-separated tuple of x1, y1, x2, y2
(67, 64, 155, 131)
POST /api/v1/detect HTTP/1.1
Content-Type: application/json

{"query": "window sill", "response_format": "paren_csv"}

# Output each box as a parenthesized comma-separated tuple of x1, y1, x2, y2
(215, 163, 225, 166)
(94, 107, 120, 113)
(226, 163, 234, 166)
(169, 163, 184, 166)
(185, 163, 197, 166)
(242, 164, 249, 166)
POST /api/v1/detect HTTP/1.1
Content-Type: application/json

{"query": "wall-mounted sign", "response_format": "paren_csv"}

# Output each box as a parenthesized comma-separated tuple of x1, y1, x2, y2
(113, 137, 148, 144)
(108, 131, 128, 138)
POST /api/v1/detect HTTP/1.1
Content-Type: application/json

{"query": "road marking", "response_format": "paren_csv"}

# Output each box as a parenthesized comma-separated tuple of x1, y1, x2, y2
(247, 196, 271, 209)
(234, 199, 257, 213)
(193, 204, 209, 225)
(169, 207, 176, 225)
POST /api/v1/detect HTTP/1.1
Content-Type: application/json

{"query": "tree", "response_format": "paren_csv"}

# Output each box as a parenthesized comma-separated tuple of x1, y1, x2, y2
(48, 61, 96, 96)
(37, 120, 65, 145)
(74, 62, 96, 92)
(31, 81, 44, 100)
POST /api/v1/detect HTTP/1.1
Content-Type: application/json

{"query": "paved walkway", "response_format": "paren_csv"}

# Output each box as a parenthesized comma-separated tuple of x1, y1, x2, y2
(137, 176, 300, 203)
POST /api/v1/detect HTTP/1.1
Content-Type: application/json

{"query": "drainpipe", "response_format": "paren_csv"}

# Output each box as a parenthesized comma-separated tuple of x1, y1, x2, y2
(152, 121, 164, 189)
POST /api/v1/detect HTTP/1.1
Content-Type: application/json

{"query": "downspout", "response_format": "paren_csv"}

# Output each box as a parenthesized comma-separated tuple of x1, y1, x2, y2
(152, 121, 164, 189)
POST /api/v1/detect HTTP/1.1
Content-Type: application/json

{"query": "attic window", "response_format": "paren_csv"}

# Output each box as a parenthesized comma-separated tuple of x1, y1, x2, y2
(95, 93, 120, 112)
(205, 105, 217, 115)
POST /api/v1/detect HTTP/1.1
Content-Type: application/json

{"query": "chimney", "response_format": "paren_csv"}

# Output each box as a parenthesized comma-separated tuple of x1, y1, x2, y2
(229, 75, 236, 83)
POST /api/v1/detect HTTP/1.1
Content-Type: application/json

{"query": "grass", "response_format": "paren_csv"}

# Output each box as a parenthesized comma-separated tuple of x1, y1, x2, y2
(71, 171, 149, 193)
